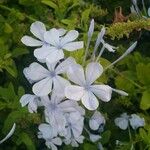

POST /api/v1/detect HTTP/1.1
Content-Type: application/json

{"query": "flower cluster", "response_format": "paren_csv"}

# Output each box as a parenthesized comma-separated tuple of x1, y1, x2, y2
(20, 20, 137, 149)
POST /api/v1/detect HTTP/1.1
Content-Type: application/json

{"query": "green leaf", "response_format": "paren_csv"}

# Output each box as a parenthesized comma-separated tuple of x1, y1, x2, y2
(100, 130, 111, 145)
(0, 101, 7, 110)
(4, 23, 13, 33)
(140, 90, 150, 110)
(84, 143, 97, 150)
(4, 64, 17, 77)
(12, 47, 29, 58)
(41, 0, 58, 10)
(139, 128, 150, 144)
(20, 132, 36, 150)
(115, 71, 135, 93)
(136, 63, 150, 86)
(3, 110, 27, 133)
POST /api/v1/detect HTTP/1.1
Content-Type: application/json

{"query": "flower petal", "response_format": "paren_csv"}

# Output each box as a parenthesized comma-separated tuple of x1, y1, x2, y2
(85, 62, 103, 84)
(34, 46, 56, 62)
(21, 36, 43, 47)
(53, 76, 70, 97)
(81, 91, 99, 110)
(65, 85, 84, 101)
(46, 61, 58, 72)
(114, 117, 128, 130)
(52, 137, 62, 145)
(61, 30, 79, 45)
(59, 100, 78, 112)
(89, 111, 105, 130)
(55, 57, 76, 74)
(38, 123, 57, 139)
(67, 64, 85, 86)
(24, 62, 49, 81)
(46, 49, 64, 64)
(0, 123, 16, 144)
(63, 41, 84, 51)
(30, 21, 46, 40)
(20, 94, 36, 107)
(91, 85, 112, 102)
(129, 114, 145, 130)
(32, 77, 52, 96)
(44, 28, 60, 46)
(58, 28, 67, 36)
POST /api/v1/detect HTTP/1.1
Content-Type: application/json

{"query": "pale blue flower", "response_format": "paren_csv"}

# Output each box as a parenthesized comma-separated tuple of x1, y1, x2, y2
(129, 114, 145, 130)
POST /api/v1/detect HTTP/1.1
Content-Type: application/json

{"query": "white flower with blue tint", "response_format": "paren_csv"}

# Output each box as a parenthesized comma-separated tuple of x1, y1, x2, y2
(101, 40, 118, 52)
(89, 133, 101, 142)
(24, 57, 75, 96)
(0, 123, 16, 144)
(21, 21, 47, 47)
(65, 62, 112, 110)
(34, 29, 84, 64)
(114, 113, 129, 130)
(21, 21, 67, 63)
(65, 112, 84, 139)
(20, 94, 41, 113)
(38, 124, 62, 150)
(129, 114, 145, 130)
(43, 93, 84, 136)
(89, 111, 105, 130)
(64, 135, 85, 147)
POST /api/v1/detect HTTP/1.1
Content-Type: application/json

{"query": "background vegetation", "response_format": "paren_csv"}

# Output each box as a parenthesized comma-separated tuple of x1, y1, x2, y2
(0, 0, 150, 149)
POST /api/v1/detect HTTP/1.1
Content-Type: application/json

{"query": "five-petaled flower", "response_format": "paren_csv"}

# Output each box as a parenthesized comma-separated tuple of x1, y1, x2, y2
(65, 62, 112, 110)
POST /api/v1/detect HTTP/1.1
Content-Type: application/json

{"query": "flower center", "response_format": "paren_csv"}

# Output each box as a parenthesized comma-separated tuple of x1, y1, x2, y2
(50, 71, 56, 78)
(49, 103, 57, 111)
(84, 84, 91, 91)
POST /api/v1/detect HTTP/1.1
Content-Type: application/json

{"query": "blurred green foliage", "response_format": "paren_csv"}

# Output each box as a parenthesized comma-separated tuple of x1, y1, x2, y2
(0, 0, 150, 149)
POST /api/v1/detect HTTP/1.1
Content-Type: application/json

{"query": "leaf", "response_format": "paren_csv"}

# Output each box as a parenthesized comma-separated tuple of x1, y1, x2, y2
(115, 71, 135, 93)
(12, 47, 29, 58)
(5, 65, 17, 77)
(3, 110, 26, 133)
(140, 90, 150, 110)
(100, 130, 111, 145)
(4, 23, 13, 33)
(0, 101, 7, 110)
(41, 0, 58, 10)
(20, 132, 36, 150)
(84, 143, 97, 150)
(139, 128, 150, 144)
(136, 63, 150, 86)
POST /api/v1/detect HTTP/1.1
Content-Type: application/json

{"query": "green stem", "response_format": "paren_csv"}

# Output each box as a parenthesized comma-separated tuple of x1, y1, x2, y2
(128, 126, 134, 150)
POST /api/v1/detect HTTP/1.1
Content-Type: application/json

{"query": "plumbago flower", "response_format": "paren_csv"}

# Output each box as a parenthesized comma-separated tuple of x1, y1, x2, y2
(34, 29, 84, 64)
(20, 19, 137, 149)
(114, 113, 145, 130)
(65, 62, 128, 110)
(20, 94, 41, 113)
(65, 62, 112, 110)
(24, 57, 75, 96)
